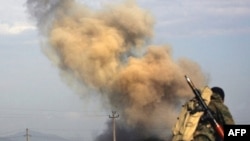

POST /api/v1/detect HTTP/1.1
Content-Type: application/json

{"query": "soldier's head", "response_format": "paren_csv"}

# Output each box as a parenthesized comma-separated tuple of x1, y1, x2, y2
(211, 87, 225, 101)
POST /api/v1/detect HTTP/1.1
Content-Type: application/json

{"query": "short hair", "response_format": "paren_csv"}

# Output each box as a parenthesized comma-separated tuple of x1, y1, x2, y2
(211, 87, 225, 101)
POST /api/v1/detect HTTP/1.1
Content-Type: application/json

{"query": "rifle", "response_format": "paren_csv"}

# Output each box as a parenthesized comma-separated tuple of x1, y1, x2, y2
(184, 75, 224, 140)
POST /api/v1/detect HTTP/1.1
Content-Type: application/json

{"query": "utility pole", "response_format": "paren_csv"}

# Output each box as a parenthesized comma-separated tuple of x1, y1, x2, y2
(109, 111, 119, 141)
(24, 128, 31, 141)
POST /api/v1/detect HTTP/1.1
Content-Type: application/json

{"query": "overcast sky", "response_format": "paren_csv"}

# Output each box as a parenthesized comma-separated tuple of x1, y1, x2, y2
(1, 0, 250, 140)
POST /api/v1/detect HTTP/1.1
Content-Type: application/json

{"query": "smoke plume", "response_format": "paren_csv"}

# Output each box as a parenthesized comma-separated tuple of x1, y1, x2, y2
(26, 0, 208, 140)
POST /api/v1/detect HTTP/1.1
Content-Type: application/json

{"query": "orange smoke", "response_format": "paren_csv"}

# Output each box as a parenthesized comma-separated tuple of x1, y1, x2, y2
(26, 0, 207, 140)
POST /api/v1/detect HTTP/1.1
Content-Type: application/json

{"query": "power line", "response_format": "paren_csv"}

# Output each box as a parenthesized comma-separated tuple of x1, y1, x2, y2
(0, 129, 23, 137)
(0, 107, 108, 113)
(0, 108, 110, 119)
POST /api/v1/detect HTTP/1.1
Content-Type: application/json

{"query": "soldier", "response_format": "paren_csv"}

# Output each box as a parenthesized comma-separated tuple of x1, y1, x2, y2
(193, 86, 235, 141)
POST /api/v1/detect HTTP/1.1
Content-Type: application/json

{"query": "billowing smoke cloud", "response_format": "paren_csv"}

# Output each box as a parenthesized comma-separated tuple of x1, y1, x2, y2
(26, 0, 208, 140)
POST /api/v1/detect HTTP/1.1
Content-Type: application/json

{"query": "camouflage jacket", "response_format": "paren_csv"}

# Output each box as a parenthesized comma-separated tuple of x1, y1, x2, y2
(193, 93, 235, 141)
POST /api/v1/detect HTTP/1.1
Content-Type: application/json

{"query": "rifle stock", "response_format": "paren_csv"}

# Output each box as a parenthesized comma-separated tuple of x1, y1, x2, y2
(184, 75, 224, 140)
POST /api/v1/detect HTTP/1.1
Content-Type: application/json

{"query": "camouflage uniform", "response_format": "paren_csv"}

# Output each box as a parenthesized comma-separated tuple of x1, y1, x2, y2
(193, 92, 235, 141)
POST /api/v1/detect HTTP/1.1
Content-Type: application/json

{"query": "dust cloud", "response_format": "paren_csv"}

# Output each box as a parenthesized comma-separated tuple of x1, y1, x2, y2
(26, 0, 208, 140)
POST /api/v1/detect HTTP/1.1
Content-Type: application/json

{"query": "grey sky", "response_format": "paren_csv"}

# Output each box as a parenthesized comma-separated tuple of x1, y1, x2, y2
(1, 0, 250, 140)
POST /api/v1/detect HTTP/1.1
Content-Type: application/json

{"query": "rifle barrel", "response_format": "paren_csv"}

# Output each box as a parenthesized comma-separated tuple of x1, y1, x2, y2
(184, 75, 224, 139)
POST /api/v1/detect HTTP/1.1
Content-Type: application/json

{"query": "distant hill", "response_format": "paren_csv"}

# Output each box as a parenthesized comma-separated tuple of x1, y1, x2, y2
(0, 130, 71, 141)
